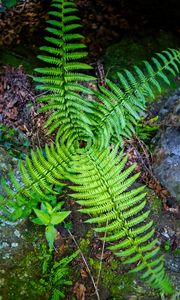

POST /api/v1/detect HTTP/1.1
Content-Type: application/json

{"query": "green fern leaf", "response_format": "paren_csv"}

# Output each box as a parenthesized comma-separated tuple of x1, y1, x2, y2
(68, 145, 173, 294)
(34, 0, 96, 142)
(1, 142, 75, 220)
(92, 49, 180, 148)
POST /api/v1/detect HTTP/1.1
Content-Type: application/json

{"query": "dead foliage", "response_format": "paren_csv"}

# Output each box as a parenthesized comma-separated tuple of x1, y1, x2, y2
(0, 0, 48, 46)
(0, 65, 52, 148)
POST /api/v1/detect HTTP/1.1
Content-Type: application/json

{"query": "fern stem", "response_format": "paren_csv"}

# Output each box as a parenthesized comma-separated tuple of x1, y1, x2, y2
(96, 223, 107, 287)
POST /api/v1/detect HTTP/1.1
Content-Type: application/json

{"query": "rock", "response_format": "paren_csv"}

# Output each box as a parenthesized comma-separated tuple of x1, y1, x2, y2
(0, 146, 17, 178)
(152, 89, 180, 203)
(166, 255, 180, 273)
(0, 218, 48, 300)
(0, 147, 48, 299)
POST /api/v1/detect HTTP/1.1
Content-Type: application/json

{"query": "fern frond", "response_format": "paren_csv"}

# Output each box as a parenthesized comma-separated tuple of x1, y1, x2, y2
(68, 146, 173, 294)
(34, 0, 96, 142)
(1, 142, 75, 220)
(92, 49, 180, 148)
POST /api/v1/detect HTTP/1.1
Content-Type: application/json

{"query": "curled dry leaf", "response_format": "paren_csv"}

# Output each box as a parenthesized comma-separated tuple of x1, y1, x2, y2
(73, 282, 86, 300)
(80, 268, 89, 278)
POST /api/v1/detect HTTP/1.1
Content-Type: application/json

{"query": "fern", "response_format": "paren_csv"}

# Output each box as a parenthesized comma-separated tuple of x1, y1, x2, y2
(0, 142, 74, 220)
(34, 0, 96, 143)
(38, 245, 80, 300)
(91, 49, 180, 148)
(50, 250, 80, 299)
(68, 145, 173, 294)
(1, 0, 180, 296)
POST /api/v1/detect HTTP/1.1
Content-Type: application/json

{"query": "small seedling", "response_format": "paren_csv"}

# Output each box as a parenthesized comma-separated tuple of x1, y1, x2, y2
(33, 201, 70, 249)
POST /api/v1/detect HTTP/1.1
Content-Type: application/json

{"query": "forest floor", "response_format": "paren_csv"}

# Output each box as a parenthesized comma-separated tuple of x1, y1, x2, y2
(0, 64, 180, 300)
(0, 0, 180, 299)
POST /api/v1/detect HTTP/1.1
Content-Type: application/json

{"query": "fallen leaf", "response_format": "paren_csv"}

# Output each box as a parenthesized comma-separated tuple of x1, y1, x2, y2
(80, 268, 89, 278)
(73, 282, 86, 300)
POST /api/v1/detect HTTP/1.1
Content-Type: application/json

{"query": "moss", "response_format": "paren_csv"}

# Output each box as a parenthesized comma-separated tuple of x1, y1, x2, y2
(151, 197, 162, 212)
(149, 193, 162, 214)
(79, 229, 94, 254)
(0, 220, 49, 300)
(99, 262, 134, 299)
(85, 253, 134, 298)
(79, 229, 135, 298)
(1, 245, 49, 300)
(0, 45, 40, 74)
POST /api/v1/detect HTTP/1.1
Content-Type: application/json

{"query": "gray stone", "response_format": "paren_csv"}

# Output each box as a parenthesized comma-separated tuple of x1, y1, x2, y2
(152, 89, 180, 203)
(166, 255, 180, 273)
(0, 146, 17, 178)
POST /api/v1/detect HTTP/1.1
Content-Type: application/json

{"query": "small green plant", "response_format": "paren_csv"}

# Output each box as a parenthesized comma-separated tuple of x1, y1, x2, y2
(164, 240, 171, 252)
(49, 250, 80, 299)
(33, 201, 70, 249)
(32, 244, 80, 299)
(136, 116, 159, 142)
(0, 123, 30, 158)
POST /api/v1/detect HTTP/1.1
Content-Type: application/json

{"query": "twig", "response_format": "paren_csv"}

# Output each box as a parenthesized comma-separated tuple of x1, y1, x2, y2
(67, 229, 100, 300)
(133, 133, 152, 172)
(96, 223, 108, 287)
(34, 90, 51, 98)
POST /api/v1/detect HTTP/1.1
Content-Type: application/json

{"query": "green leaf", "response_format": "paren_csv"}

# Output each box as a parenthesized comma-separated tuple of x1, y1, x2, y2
(54, 185, 63, 193)
(45, 224, 56, 249)
(51, 211, 71, 225)
(11, 208, 23, 220)
(32, 218, 44, 225)
(51, 288, 65, 300)
(44, 202, 53, 214)
(52, 201, 65, 212)
(64, 221, 73, 230)
(22, 140, 30, 147)
(3, 0, 17, 8)
(34, 208, 50, 225)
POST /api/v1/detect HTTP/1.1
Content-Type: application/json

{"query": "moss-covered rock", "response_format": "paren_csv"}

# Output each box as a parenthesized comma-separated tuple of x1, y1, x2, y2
(0, 147, 49, 299)
(0, 219, 49, 300)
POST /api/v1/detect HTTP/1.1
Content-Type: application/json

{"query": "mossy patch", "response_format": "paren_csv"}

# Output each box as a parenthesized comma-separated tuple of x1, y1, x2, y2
(0, 220, 49, 300)
(79, 230, 135, 299)
(100, 264, 134, 299)
(0, 45, 40, 74)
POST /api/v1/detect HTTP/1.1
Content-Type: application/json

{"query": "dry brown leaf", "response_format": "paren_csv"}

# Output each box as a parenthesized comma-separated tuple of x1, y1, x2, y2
(54, 230, 66, 255)
(73, 282, 86, 300)
(95, 252, 109, 260)
(80, 268, 89, 278)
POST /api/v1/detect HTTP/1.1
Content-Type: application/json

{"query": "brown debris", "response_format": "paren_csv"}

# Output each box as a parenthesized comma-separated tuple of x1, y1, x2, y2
(0, 0, 47, 46)
(73, 282, 86, 300)
(0, 65, 35, 128)
(0, 65, 52, 148)
(76, 0, 130, 58)
(80, 268, 89, 279)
